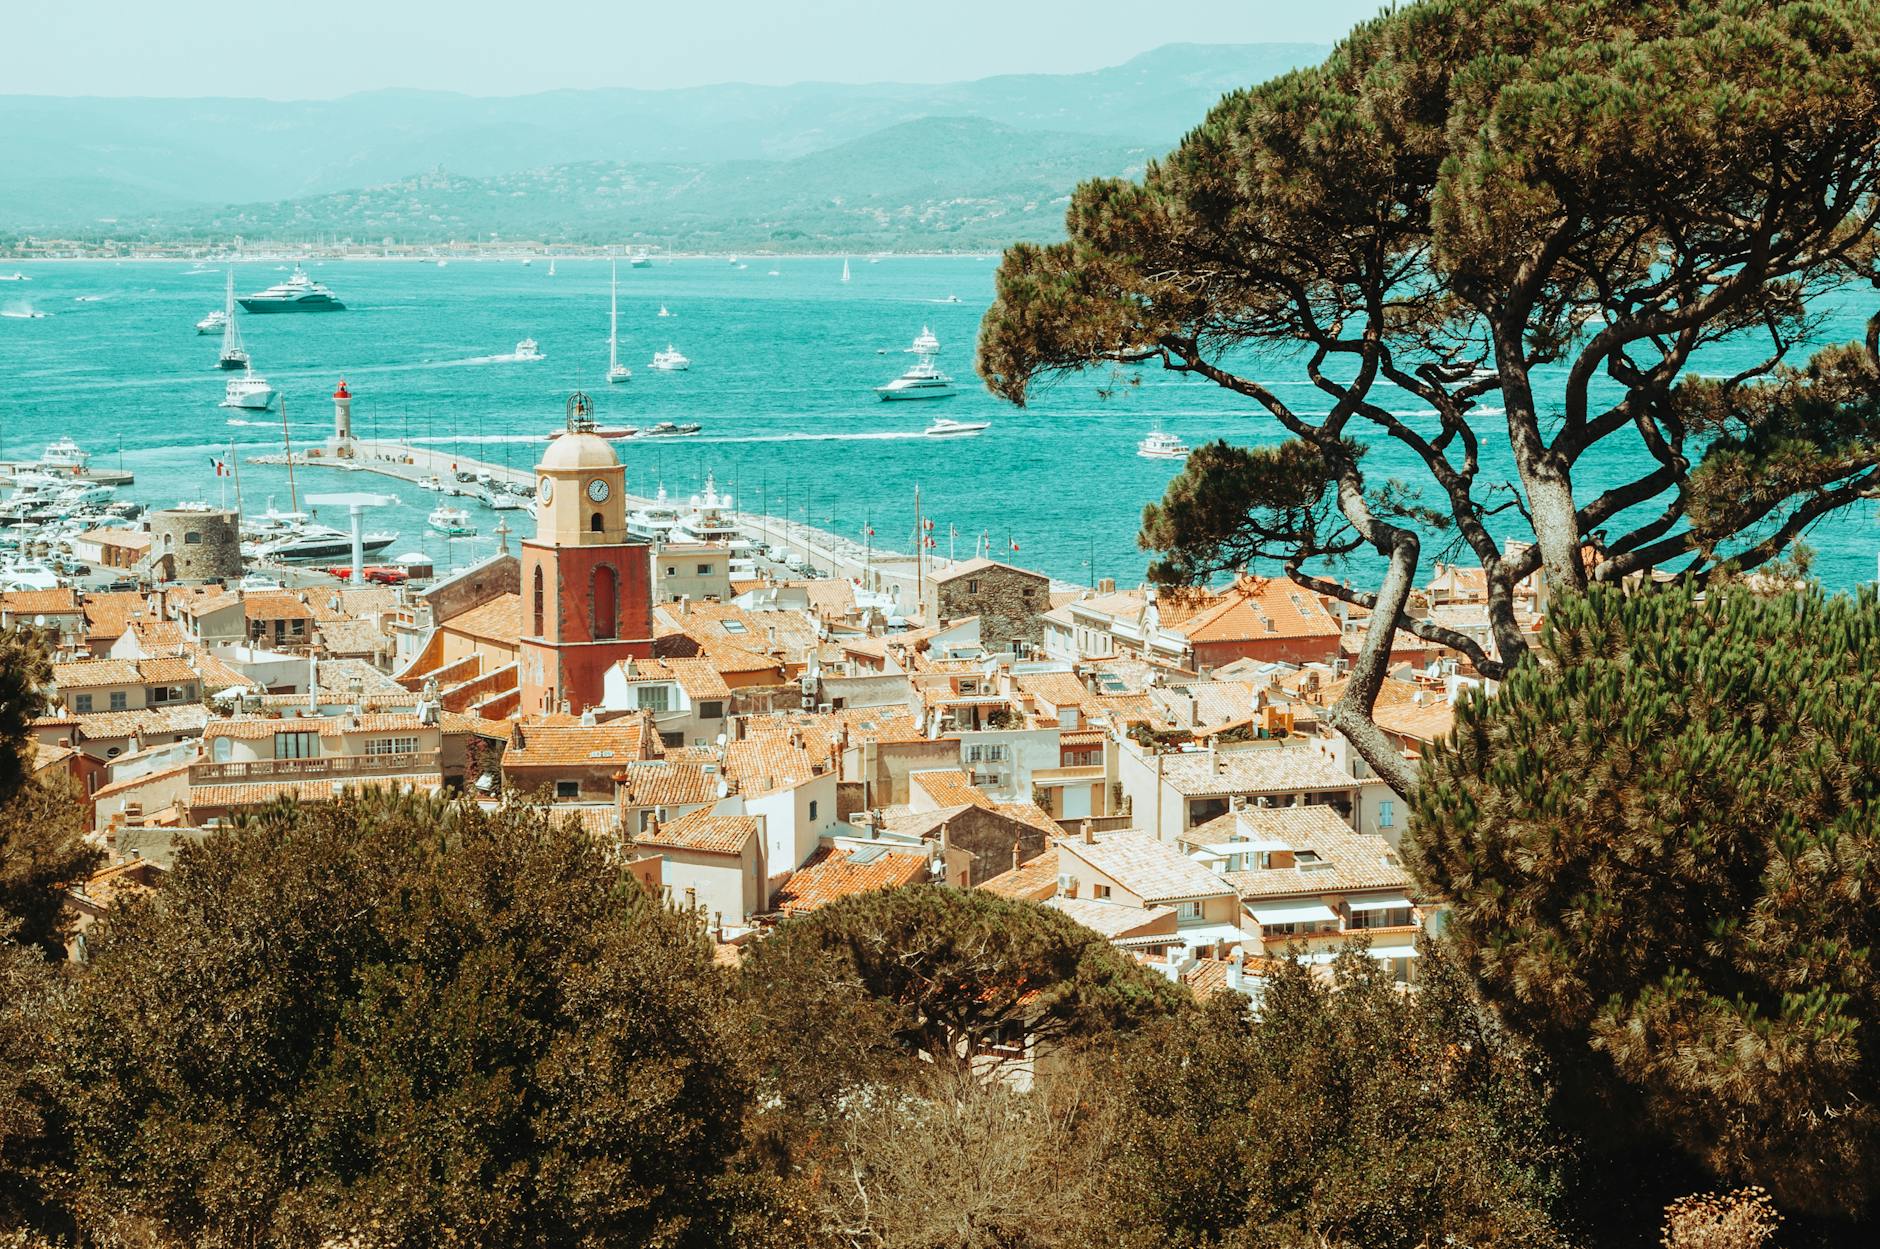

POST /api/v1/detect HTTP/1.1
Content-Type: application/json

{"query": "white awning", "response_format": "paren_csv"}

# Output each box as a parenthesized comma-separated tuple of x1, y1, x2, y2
(1249, 899, 1339, 925)
(1365, 944, 1419, 960)
(1346, 893, 1414, 913)
(1198, 837, 1291, 855)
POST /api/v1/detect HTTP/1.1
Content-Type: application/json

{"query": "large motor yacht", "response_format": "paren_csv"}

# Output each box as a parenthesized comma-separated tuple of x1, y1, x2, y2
(239, 266, 346, 313)
(650, 345, 690, 371)
(627, 484, 682, 542)
(221, 370, 275, 410)
(672, 474, 744, 546)
(877, 356, 955, 401)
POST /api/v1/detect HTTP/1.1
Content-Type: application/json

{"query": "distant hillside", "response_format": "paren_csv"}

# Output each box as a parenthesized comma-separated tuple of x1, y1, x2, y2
(126, 118, 1152, 252)
(0, 43, 1325, 236)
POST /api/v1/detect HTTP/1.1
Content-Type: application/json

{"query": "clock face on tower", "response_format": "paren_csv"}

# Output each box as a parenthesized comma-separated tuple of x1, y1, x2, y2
(539, 476, 554, 503)
(586, 478, 611, 503)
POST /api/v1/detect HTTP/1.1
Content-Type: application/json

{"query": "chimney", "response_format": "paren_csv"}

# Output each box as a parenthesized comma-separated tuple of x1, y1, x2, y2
(1228, 947, 1246, 993)
(1011, 840, 1021, 872)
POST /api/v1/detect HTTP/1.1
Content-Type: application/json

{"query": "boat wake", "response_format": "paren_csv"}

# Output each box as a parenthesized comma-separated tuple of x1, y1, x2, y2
(0, 307, 48, 319)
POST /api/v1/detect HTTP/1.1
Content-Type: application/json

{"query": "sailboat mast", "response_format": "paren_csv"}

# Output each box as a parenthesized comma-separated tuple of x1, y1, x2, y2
(221, 272, 239, 355)
(609, 261, 619, 372)
(229, 438, 245, 519)
(279, 397, 299, 514)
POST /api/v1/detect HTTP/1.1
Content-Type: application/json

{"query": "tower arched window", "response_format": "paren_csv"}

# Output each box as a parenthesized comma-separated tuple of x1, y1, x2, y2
(592, 564, 618, 640)
(532, 565, 545, 636)
(590, 512, 604, 533)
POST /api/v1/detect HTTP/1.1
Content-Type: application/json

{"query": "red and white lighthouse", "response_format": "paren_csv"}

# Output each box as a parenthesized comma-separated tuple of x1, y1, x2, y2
(332, 377, 353, 444)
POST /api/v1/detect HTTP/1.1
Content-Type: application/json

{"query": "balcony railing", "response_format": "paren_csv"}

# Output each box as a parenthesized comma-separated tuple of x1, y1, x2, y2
(190, 750, 438, 783)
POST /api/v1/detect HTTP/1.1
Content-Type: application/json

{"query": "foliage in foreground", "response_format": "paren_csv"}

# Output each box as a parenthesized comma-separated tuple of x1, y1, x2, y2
(1410, 583, 1880, 1216)
(55, 792, 747, 1249)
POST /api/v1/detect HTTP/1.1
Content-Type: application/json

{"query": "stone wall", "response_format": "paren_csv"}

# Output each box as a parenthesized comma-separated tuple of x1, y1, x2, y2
(934, 565, 1050, 653)
(144, 508, 242, 583)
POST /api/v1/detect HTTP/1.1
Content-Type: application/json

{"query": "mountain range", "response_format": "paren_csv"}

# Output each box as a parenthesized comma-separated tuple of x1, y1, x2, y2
(0, 43, 1326, 249)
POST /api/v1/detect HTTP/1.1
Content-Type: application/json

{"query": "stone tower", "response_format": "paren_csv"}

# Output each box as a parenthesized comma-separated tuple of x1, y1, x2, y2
(144, 505, 242, 583)
(517, 393, 654, 715)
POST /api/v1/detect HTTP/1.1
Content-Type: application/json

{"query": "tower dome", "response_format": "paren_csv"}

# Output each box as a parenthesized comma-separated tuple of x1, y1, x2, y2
(539, 431, 620, 472)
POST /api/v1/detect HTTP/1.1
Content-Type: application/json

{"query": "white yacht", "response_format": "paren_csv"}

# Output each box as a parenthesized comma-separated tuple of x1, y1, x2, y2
(877, 356, 955, 401)
(909, 325, 941, 355)
(221, 370, 274, 410)
(673, 474, 743, 545)
(657, 305, 672, 318)
(255, 524, 398, 563)
(428, 505, 476, 536)
(924, 417, 989, 437)
(0, 559, 59, 591)
(629, 251, 653, 268)
(627, 484, 683, 542)
(513, 338, 545, 362)
(195, 309, 227, 335)
(39, 437, 90, 472)
(650, 345, 690, 371)
(417, 475, 444, 491)
(1137, 430, 1192, 460)
(239, 266, 345, 312)
(217, 273, 249, 370)
(607, 263, 631, 384)
(643, 420, 702, 437)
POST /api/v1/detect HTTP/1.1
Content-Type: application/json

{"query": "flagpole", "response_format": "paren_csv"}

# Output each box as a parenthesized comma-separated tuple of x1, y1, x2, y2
(230, 439, 245, 520)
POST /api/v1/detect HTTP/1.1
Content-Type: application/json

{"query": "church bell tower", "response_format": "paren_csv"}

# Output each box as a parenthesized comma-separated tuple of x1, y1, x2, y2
(518, 392, 654, 715)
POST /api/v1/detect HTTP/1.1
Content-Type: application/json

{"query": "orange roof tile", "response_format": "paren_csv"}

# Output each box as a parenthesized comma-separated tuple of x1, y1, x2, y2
(0, 587, 82, 616)
(978, 846, 1059, 901)
(773, 844, 930, 915)
(911, 769, 994, 810)
(443, 592, 522, 643)
(636, 809, 759, 856)
(503, 717, 655, 769)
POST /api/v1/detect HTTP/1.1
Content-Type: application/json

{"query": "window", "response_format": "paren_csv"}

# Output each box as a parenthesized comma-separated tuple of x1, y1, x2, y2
(184, 531, 202, 545)
(1093, 884, 1112, 900)
(721, 619, 748, 635)
(555, 780, 580, 799)
(1378, 799, 1395, 829)
(74, 693, 93, 713)
(1349, 906, 1415, 930)
(365, 736, 420, 757)
(967, 578, 980, 594)
(108, 691, 127, 711)
(808, 800, 819, 821)
(275, 731, 320, 760)
(592, 564, 618, 640)
(636, 685, 671, 712)
(696, 563, 713, 575)
(590, 512, 604, 533)
(532, 566, 545, 635)
(1176, 900, 1204, 920)
(698, 700, 724, 720)
(966, 744, 983, 763)
(666, 566, 676, 576)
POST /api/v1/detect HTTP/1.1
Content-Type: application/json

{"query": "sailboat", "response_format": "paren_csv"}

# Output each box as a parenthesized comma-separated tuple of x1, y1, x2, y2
(607, 262, 631, 383)
(547, 259, 557, 277)
(217, 273, 249, 371)
(840, 256, 851, 284)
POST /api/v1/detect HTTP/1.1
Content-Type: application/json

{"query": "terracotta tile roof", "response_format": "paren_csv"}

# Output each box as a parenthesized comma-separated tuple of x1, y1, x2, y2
(503, 717, 653, 769)
(69, 859, 165, 910)
(1059, 829, 1236, 904)
(1016, 671, 1093, 709)
(725, 736, 823, 795)
(1046, 895, 1177, 939)
(136, 656, 200, 685)
(1060, 727, 1106, 749)
(127, 619, 189, 650)
(772, 844, 930, 915)
(91, 760, 194, 800)
(612, 760, 723, 808)
(189, 774, 440, 809)
(911, 769, 993, 810)
(443, 592, 522, 642)
(52, 659, 142, 688)
(317, 618, 393, 657)
(653, 629, 784, 677)
(993, 801, 1062, 838)
(172, 588, 242, 619)
(931, 557, 1047, 585)
(1199, 808, 1416, 900)
(612, 656, 733, 702)
(203, 711, 442, 741)
(977, 846, 1059, 901)
(30, 741, 78, 775)
(1317, 677, 1456, 745)
(243, 592, 316, 622)
(0, 587, 82, 616)
(81, 591, 153, 639)
(1175, 577, 1340, 644)
(1156, 743, 1358, 798)
(636, 808, 759, 856)
(551, 803, 622, 839)
(69, 705, 209, 739)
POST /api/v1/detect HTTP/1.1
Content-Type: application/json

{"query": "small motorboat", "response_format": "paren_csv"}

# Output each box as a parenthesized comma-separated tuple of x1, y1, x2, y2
(924, 418, 990, 438)
(427, 505, 476, 536)
(1137, 430, 1192, 460)
(513, 338, 545, 361)
(650, 345, 690, 371)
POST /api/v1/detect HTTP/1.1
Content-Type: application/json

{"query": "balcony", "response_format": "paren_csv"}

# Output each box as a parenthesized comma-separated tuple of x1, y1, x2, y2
(190, 750, 439, 784)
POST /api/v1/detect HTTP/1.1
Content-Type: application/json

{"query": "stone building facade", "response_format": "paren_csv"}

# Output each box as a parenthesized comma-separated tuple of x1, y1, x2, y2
(921, 558, 1051, 654)
(142, 507, 242, 583)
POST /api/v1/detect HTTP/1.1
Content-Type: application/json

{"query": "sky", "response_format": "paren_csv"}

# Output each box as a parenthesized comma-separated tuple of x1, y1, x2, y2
(11, 0, 1385, 97)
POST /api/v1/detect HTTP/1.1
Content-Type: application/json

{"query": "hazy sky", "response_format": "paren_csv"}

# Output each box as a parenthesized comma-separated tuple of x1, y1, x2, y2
(12, 0, 1383, 97)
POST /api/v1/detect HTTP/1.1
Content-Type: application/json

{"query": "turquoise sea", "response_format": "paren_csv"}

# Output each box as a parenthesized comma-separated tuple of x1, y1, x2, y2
(3, 257, 1877, 589)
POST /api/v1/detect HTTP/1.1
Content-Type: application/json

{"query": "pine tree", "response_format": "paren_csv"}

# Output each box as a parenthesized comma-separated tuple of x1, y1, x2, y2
(1409, 583, 1880, 1217)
